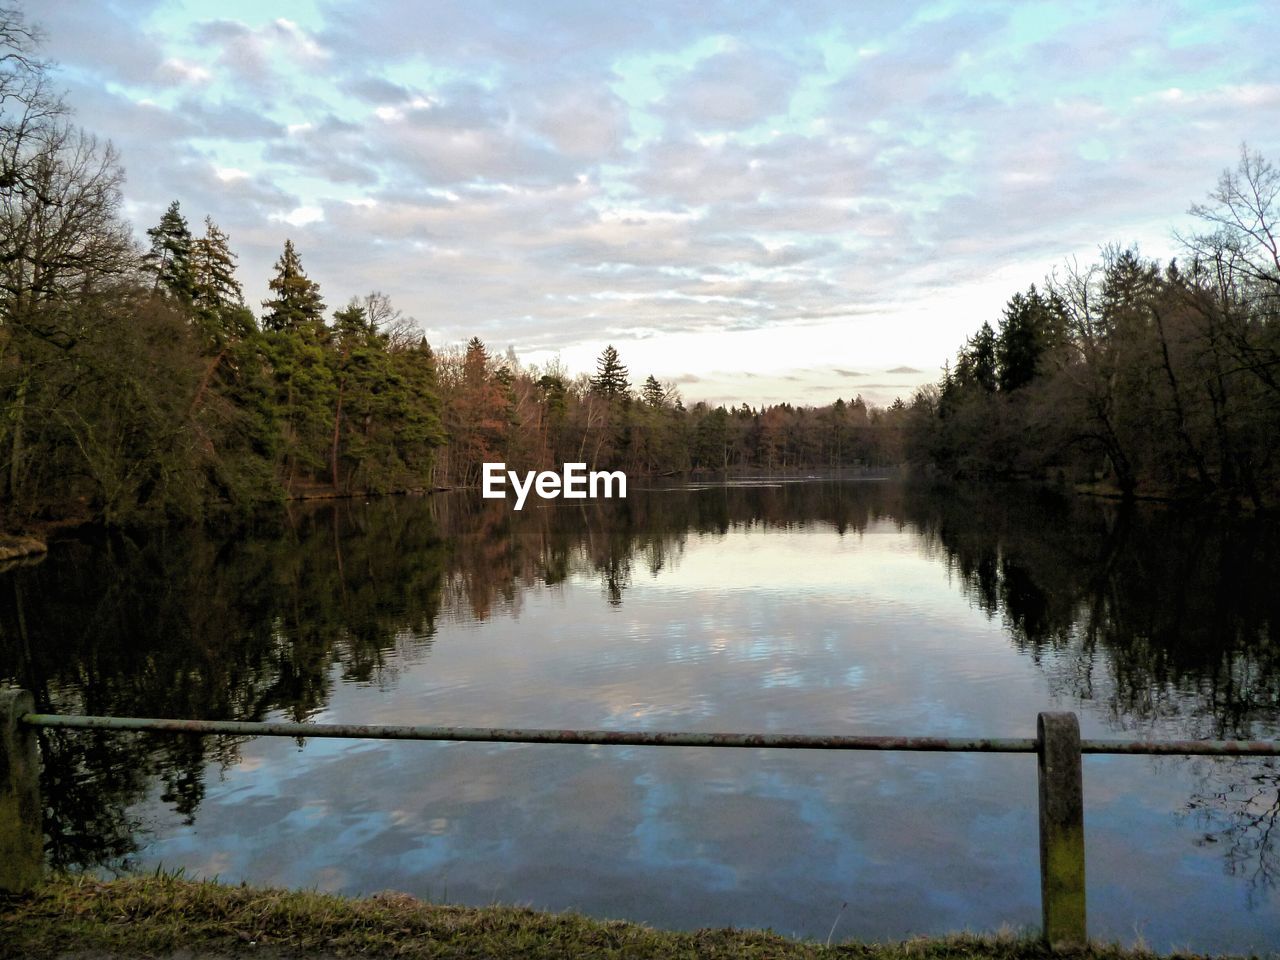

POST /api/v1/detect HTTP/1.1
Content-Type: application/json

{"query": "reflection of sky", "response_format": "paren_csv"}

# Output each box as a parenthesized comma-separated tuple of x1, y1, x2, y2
(647, 522, 942, 601)
(130, 515, 1280, 953)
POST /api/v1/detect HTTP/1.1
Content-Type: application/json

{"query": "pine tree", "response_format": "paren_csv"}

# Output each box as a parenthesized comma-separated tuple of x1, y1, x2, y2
(463, 336, 489, 386)
(964, 322, 998, 392)
(388, 337, 446, 482)
(591, 345, 629, 399)
(996, 287, 1051, 392)
(191, 217, 252, 347)
(261, 239, 326, 338)
(642, 374, 666, 408)
(145, 200, 195, 304)
(260, 241, 333, 489)
(193, 217, 243, 308)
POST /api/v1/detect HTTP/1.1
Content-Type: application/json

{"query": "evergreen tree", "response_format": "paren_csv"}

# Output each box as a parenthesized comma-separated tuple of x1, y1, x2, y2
(387, 337, 446, 482)
(191, 216, 253, 348)
(325, 296, 443, 493)
(642, 374, 666, 408)
(193, 218, 243, 307)
(328, 301, 367, 489)
(996, 291, 1041, 392)
(537, 373, 568, 419)
(261, 239, 326, 338)
(463, 336, 489, 386)
(964, 322, 998, 392)
(259, 241, 333, 489)
(692, 406, 730, 471)
(591, 345, 630, 399)
(145, 200, 195, 304)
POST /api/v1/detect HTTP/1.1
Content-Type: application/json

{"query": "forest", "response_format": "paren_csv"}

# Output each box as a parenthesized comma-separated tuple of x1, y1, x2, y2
(904, 153, 1280, 508)
(0, 5, 905, 533)
(2, 3, 1278, 534)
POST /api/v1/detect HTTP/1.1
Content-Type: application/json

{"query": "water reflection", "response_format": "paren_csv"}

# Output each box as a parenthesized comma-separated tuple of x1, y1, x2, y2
(0, 481, 1277, 951)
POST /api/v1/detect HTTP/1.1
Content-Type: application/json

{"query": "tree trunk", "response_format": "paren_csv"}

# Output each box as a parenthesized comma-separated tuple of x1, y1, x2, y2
(331, 377, 344, 492)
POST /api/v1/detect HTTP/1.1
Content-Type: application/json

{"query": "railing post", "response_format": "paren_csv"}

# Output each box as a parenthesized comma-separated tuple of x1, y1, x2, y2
(0, 686, 42, 894)
(1037, 711, 1086, 948)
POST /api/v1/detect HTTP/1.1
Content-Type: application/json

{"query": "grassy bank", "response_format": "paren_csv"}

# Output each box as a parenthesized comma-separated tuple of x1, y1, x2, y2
(0, 874, 1244, 960)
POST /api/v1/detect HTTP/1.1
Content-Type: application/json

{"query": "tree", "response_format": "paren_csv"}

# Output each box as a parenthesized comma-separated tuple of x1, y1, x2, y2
(261, 239, 326, 338)
(386, 336, 445, 487)
(642, 374, 665, 408)
(145, 200, 195, 304)
(1187, 144, 1280, 297)
(960, 322, 998, 392)
(191, 216, 252, 348)
(692, 405, 730, 472)
(1183, 145, 1280, 409)
(0, 4, 65, 196)
(0, 5, 135, 517)
(259, 241, 333, 489)
(997, 288, 1049, 392)
(590, 344, 629, 399)
(438, 336, 512, 485)
(325, 295, 442, 493)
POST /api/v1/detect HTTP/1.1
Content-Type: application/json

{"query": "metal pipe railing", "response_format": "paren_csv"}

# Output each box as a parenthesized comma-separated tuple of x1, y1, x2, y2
(19, 713, 1280, 756)
(4, 687, 1280, 949)
(20, 713, 1041, 752)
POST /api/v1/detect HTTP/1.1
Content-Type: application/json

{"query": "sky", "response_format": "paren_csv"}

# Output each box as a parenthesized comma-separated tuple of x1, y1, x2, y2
(28, 0, 1280, 407)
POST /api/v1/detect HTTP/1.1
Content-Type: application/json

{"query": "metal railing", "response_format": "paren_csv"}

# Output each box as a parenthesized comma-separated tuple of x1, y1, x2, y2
(3, 686, 1279, 948)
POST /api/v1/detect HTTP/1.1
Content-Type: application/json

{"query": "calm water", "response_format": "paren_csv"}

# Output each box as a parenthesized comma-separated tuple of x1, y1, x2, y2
(2, 481, 1279, 953)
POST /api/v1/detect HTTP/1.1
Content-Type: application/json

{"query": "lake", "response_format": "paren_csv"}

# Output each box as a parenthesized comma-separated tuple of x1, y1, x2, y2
(2, 480, 1278, 953)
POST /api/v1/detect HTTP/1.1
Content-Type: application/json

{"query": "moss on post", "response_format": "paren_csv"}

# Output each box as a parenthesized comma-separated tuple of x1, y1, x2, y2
(1037, 711, 1086, 948)
(0, 686, 43, 894)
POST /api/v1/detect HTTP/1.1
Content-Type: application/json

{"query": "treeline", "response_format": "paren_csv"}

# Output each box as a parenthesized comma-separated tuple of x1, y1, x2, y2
(0, 8, 444, 529)
(0, 6, 903, 532)
(902, 146, 1280, 508)
(432, 339, 905, 488)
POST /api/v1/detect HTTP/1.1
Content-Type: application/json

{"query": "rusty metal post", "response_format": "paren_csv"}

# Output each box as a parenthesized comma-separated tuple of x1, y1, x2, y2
(1, 687, 42, 894)
(1037, 711, 1086, 948)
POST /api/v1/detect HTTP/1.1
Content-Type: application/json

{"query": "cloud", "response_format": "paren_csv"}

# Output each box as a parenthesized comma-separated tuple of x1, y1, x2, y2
(37, 0, 170, 86)
(340, 74, 416, 105)
(32, 0, 1280, 404)
(191, 16, 329, 91)
(526, 84, 632, 159)
(656, 45, 804, 132)
(155, 58, 212, 87)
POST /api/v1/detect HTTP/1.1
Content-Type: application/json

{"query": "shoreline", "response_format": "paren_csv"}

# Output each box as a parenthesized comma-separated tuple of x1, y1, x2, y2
(0, 874, 1234, 960)
(2, 472, 1271, 556)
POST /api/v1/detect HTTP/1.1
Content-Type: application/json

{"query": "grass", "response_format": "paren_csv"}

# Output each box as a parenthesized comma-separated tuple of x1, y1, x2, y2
(0, 873, 1249, 960)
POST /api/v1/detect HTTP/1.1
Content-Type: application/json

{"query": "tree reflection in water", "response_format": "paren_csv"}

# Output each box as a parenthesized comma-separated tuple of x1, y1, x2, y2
(1, 480, 1277, 883)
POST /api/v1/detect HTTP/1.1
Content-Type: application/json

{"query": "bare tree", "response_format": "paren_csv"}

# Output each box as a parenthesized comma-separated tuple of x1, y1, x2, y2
(1188, 145, 1280, 289)
(0, 3, 135, 511)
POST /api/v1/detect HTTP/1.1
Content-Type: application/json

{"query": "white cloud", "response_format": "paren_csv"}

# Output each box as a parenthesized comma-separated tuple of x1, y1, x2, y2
(37, 0, 1280, 404)
(274, 205, 325, 227)
(156, 57, 212, 86)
